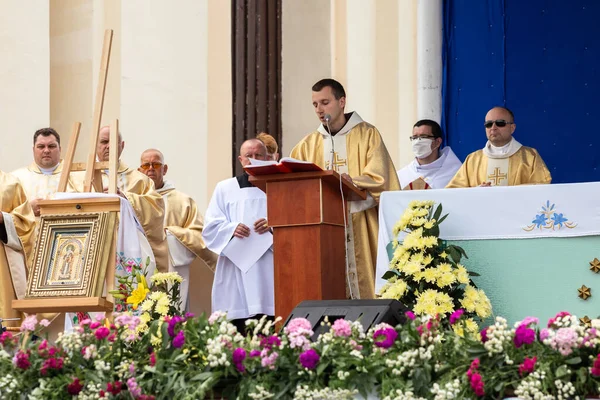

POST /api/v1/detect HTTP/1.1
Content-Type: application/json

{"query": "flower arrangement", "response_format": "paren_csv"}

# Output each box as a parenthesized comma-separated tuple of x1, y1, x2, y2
(379, 200, 492, 330)
(1, 309, 600, 399)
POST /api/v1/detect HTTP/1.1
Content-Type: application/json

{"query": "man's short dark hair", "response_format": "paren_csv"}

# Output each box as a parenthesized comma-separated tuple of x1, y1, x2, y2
(312, 78, 346, 100)
(492, 106, 515, 122)
(33, 128, 60, 146)
(413, 119, 442, 139)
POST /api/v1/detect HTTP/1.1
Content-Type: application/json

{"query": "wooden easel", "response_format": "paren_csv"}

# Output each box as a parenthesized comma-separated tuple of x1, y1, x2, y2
(13, 29, 121, 315)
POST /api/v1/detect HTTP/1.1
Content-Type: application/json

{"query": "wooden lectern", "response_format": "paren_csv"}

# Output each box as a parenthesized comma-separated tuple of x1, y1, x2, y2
(250, 170, 366, 320)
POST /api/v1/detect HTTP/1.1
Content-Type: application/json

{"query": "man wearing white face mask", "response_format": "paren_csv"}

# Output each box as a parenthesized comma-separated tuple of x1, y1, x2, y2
(397, 120, 462, 190)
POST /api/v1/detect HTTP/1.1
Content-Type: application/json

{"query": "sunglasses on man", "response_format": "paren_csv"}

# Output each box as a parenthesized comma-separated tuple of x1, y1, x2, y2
(139, 162, 164, 170)
(484, 120, 514, 129)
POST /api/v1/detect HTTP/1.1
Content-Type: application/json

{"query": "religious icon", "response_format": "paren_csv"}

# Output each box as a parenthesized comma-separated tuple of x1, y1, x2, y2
(26, 212, 117, 298)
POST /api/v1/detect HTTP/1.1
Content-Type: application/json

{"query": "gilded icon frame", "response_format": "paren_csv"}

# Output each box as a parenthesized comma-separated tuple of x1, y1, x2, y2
(26, 212, 117, 298)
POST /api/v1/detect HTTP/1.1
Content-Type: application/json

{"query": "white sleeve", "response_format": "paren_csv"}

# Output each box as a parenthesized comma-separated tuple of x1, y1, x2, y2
(202, 184, 238, 255)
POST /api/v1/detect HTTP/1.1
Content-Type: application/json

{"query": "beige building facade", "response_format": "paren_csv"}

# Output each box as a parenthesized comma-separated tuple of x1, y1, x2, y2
(0, 0, 442, 313)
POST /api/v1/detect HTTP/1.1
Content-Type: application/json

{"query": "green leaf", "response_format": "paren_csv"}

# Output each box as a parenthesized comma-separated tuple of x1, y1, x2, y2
(555, 365, 570, 378)
(433, 203, 443, 221)
(381, 270, 401, 280)
(437, 213, 449, 225)
(564, 356, 582, 365)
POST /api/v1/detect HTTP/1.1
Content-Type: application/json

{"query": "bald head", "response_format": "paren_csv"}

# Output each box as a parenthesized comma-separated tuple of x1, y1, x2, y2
(238, 139, 267, 167)
(96, 126, 124, 161)
(138, 148, 168, 189)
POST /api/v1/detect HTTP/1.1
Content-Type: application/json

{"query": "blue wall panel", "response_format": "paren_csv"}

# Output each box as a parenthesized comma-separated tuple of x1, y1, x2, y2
(443, 0, 600, 183)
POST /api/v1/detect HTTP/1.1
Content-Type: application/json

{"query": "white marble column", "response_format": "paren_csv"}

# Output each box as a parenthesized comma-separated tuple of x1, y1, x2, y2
(416, 0, 443, 122)
(0, 2, 50, 171)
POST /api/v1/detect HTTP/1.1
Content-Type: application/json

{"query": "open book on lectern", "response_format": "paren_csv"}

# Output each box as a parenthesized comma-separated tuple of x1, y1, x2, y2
(244, 157, 322, 176)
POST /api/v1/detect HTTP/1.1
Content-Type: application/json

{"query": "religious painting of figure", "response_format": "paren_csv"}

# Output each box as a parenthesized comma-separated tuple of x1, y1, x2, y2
(26, 211, 117, 298)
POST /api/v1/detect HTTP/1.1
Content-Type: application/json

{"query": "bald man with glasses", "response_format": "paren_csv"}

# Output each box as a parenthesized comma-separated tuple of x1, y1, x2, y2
(446, 106, 552, 188)
(139, 149, 217, 312)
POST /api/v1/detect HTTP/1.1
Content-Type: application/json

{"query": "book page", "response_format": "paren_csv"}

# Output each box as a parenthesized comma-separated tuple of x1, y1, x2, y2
(247, 158, 278, 166)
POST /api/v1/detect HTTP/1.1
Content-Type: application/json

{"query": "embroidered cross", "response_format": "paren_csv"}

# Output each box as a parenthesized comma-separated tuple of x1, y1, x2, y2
(487, 167, 507, 186)
(326, 153, 347, 172)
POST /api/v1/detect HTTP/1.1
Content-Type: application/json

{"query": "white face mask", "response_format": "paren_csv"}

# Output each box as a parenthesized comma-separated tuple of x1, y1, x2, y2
(411, 138, 434, 159)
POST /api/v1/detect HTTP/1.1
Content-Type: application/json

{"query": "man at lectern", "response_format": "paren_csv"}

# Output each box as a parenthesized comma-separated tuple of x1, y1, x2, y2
(0, 170, 35, 329)
(203, 139, 274, 333)
(290, 78, 400, 299)
(70, 126, 169, 272)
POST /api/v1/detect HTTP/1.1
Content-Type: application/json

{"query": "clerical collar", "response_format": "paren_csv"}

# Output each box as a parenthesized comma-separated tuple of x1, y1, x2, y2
(483, 138, 522, 159)
(415, 148, 448, 171)
(236, 173, 254, 188)
(37, 163, 59, 175)
(324, 113, 351, 136)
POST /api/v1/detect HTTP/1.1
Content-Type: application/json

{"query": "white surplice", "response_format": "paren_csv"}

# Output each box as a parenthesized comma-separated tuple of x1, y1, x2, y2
(202, 177, 274, 320)
(397, 147, 462, 189)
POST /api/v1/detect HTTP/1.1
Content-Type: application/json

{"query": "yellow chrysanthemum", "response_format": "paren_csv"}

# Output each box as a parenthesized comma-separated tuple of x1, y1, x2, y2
(437, 263, 453, 274)
(140, 299, 154, 312)
(423, 220, 435, 229)
(454, 265, 470, 284)
(422, 254, 434, 266)
(151, 272, 184, 285)
(379, 279, 408, 300)
(411, 217, 427, 227)
(440, 251, 448, 259)
(464, 318, 479, 334)
(436, 272, 456, 288)
(149, 291, 170, 316)
(460, 285, 492, 318)
(421, 268, 439, 283)
(403, 261, 423, 276)
(413, 289, 454, 316)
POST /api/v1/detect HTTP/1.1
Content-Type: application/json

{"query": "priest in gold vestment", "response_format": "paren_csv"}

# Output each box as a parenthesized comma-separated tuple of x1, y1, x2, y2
(139, 149, 217, 311)
(70, 127, 169, 272)
(446, 106, 551, 188)
(290, 78, 400, 299)
(0, 171, 35, 329)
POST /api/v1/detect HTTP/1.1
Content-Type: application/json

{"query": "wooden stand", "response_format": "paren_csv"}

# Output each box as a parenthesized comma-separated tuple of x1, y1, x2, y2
(250, 171, 366, 320)
(12, 29, 119, 317)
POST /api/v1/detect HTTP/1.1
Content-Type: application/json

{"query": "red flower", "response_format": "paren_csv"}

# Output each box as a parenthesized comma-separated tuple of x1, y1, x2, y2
(13, 350, 31, 370)
(67, 378, 83, 395)
(107, 381, 122, 395)
(149, 352, 156, 367)
(519, 356, 537, 376)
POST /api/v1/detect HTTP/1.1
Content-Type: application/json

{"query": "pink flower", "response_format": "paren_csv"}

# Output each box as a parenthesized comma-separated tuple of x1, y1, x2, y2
(513, 325, 536, 348)
(284, 318, 313, 334)
(591, 354, 600, 377)
(67, 378, 83, 395)
(39, 319, 50, 327)
(149, 352, 156, 367)
(467, 358, 485, 397)
(550, 327, 579, 356)
(260, 350, 279, 368)
(373, 326, 398, 349)
(519, 356, 537, 376)
(449, 309, 464, 325)
(299, 349, 320, 369)
(405, 311, 416, 320)
(249, 350, 261, 357)
(518, 317, 539, 328)
(0, 331, 15, 347)
(95, 327, 110, 340)
(547, 311, 570, 328)
(480, 328, 488, 343)
(89, 322, 101, 330)
(20, 314, 38, 332)
(260, 335, 281, 349)
(127, 377, 142, 398)
(41, 357, 64, 375)
(172, 330, 185, 348)
(331, 319, 352, 337)
(539, 328, 549, 341)
(13, 350, 30, 369)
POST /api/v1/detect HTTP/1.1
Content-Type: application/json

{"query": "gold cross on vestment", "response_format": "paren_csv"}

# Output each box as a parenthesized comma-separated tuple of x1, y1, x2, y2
(326, 153, 347, 172)
(487, 167, 507, 186)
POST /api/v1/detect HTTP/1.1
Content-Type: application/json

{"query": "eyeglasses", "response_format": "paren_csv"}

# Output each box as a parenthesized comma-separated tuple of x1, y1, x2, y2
(409, 135, 436, 141)
(139, 162, 163, 170)
(484, 120, 514, 129)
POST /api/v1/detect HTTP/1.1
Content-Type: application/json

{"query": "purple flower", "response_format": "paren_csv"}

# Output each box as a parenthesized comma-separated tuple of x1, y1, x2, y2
(260, 335, 281, 349)
(185, 312, 195, 319)
(172, 330, 185, 348)
(540, 328, 549, 341)
(513, 325, 536, 348)
(331, 319, 352, 337)
(449, 309, 464, 325)
(373, 327, 398, 349)
(168, 316, 184, 337)
(232, 348, 246, 364)
(299, 349, 320, 369)
(480, 328, 488, 343)
(405, 311, 416, 320)
(249, 350, 261, 357)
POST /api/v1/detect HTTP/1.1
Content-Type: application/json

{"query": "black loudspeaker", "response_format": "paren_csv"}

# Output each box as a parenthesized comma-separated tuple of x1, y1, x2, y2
(282, 299, 408, 339)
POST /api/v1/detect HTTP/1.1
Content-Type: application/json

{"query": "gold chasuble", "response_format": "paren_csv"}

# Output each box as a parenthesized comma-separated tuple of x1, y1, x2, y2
(71, 162, 169, 272)
(157, 183, 217, 272)
(0, 171, 35, 328)
(446, 139, 552, 188)
(291, 112, 400, 299)
(11, 160, 77, 199)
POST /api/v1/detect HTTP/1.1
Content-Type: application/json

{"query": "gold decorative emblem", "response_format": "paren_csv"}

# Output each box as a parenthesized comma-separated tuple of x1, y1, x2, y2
(325, 152, 347, 172)
(578, 285, 591, 300)
(487, 167, 507, 186)
(590, 258, 600, 273)
(580, 316, 592, 327)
